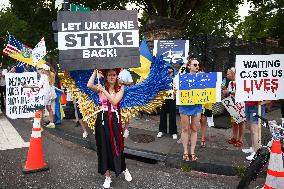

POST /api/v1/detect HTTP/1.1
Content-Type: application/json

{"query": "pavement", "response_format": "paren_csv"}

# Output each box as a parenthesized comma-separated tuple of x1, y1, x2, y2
(8, 103, 283, 176)
(1, 113, 266, 189)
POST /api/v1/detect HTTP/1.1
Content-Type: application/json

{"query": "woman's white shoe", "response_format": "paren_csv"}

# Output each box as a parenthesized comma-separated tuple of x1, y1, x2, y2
(103, 176, 112, 188)
(123, 169, 132, 182)
(82, 131, 88, 138)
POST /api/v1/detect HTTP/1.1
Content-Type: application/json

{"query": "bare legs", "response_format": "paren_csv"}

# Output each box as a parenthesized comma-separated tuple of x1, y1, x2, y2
(181, 113, 201, 160)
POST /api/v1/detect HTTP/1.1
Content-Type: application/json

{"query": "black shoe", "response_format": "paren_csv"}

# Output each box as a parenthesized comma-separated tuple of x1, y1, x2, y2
(74, 121, 80, 127)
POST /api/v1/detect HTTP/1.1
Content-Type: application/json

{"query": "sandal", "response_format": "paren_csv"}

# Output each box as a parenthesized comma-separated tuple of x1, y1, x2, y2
(183, 153, 190, 161)
(234, 140, 243, 147)
(191, 154, 198, 161)
(201, 138, 206, 148)
(228, 138, 237, 144)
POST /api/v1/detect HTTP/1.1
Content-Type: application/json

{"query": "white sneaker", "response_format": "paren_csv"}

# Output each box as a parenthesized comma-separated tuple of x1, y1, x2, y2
(46, 122, 55, 129)
(123, 169, 132, 182)
(172, 134, 178, 140)
(242, 147, 253, 154)
(123, 129, 129, 138)
(82, 131, 88, 138)
(246, 152, 256, 161)
(157, 132, 163, 138)
(103, 176, 112, 188)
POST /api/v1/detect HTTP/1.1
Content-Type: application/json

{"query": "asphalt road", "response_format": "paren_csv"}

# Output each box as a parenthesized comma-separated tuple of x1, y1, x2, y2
(0, 115, 265, 189)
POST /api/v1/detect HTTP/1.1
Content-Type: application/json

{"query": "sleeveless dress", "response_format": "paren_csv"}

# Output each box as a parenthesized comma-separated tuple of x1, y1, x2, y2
(95, 95, 126, 176)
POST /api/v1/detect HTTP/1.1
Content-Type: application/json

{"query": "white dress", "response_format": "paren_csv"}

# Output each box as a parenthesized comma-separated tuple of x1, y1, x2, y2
(37, 74, 52, 106)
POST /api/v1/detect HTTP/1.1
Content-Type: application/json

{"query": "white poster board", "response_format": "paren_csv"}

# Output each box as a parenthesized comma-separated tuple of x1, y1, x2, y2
(235, 54, 284, 102)
(222, 96, 246, 124)
(5, 72, 44, 119)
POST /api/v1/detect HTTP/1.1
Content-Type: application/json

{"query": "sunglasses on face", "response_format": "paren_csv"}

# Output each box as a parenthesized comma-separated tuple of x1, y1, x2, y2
(191, 64, 199, 67)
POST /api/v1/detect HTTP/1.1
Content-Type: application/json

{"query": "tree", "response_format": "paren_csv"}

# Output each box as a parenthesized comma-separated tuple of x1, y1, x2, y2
(234, 0, 284, 47)
(0, 8, 29, 65)
(9, 0, 57, 50)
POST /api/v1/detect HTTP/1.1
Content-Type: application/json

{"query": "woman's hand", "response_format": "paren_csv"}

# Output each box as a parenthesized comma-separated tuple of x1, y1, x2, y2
(95, 84, 105, 93)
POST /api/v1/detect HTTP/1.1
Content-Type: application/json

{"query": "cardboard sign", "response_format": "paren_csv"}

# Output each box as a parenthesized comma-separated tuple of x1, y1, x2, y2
(153, 40, 189, 64)
(235, 54, 284, 102)
(175, 72, 222, 105)
(57, 10, 140, 70)
(5, 72, 44, 119)
(222, 96, 245, 124)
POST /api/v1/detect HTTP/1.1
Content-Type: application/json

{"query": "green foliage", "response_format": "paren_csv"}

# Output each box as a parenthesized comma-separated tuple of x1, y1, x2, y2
(0, 8, 29, 65)
(180, 163, 191, 172)
(235, 165, 247, 178)
(234, 0, 284, 47)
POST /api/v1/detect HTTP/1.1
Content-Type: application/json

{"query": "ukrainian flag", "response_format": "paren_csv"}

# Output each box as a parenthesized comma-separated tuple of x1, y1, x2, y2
(178, 73, 218, 105)
(130, 40, 152, 82)
(3, 34, 46, 67)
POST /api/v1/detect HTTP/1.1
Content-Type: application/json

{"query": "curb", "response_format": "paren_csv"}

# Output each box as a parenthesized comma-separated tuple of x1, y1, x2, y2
(44, 125, 252, 177)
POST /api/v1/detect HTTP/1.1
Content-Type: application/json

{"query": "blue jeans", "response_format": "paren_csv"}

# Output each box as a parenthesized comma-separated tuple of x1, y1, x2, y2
(245, 105, 265, 123)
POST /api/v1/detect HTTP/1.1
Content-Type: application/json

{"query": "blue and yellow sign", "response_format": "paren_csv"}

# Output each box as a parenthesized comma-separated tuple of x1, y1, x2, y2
(176, 72, 220, 105)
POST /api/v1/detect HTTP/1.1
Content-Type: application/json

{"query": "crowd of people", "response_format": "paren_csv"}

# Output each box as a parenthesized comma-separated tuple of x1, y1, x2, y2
(1, 58, 284, 189)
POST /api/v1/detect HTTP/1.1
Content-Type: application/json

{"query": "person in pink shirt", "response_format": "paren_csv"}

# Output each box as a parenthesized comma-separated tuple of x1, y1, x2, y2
(87, 69, 132, 189)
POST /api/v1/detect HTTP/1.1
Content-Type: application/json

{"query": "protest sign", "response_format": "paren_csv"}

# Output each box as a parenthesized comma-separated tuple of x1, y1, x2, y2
(153, 40, 189, 64)
(222, 96, 246, 124)
(5, 72, 44, 119)
(175, 72, 222, 105)
(57, 10, 140, 70)
(235, 54, 284, 102)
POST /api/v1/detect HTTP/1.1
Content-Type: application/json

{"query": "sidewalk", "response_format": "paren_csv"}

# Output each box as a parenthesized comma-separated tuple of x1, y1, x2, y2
(42, 106, 282, 176)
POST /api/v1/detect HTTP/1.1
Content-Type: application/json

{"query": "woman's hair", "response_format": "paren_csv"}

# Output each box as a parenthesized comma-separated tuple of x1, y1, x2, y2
(228, 67, 236, 74)
(39, 69, 54, 85)
(103, 69, 120, 93)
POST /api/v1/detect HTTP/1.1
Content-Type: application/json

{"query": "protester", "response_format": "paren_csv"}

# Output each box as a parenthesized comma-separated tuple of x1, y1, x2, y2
(200, 103, 213, 148)
(75, 102, 88, 138)
(24, 64, 55, 128)
(242, 100, 269, 160)
(157, 67, 177, 139)
(118, 68, 134, 138)
(222, 67, 245, 148)
(87, 69, 132, 189)
(199, 67, 214, 148)
(0, 62, 7, 110)
(179, 58, 202, 161)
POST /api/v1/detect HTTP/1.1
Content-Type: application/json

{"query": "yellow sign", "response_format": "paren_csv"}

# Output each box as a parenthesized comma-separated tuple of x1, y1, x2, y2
(179, 88, 216, 105)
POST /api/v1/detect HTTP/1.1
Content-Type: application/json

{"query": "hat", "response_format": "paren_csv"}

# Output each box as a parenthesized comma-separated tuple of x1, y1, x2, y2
(39, 64, 50, 71)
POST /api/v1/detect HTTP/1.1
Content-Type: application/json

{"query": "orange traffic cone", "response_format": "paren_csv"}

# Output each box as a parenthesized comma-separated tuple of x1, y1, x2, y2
(22, 111, 49, 174)
(264, 140, 284, 189)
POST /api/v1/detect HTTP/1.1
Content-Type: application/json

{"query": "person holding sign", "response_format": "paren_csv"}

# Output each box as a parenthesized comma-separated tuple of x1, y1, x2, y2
(87, 69, 132, 189)
(242, 101, 268, 161)
(179, 58, 202, 162)
(24, 64, 55, 128)
(222, 67, 245, 148)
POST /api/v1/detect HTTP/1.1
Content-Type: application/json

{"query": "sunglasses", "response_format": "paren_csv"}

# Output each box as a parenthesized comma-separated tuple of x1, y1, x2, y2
(191, 64, 199, 67)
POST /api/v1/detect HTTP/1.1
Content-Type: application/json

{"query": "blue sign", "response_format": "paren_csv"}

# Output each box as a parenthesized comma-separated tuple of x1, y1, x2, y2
(153, 40, 189, 64)
(179, 72, 218, 90)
